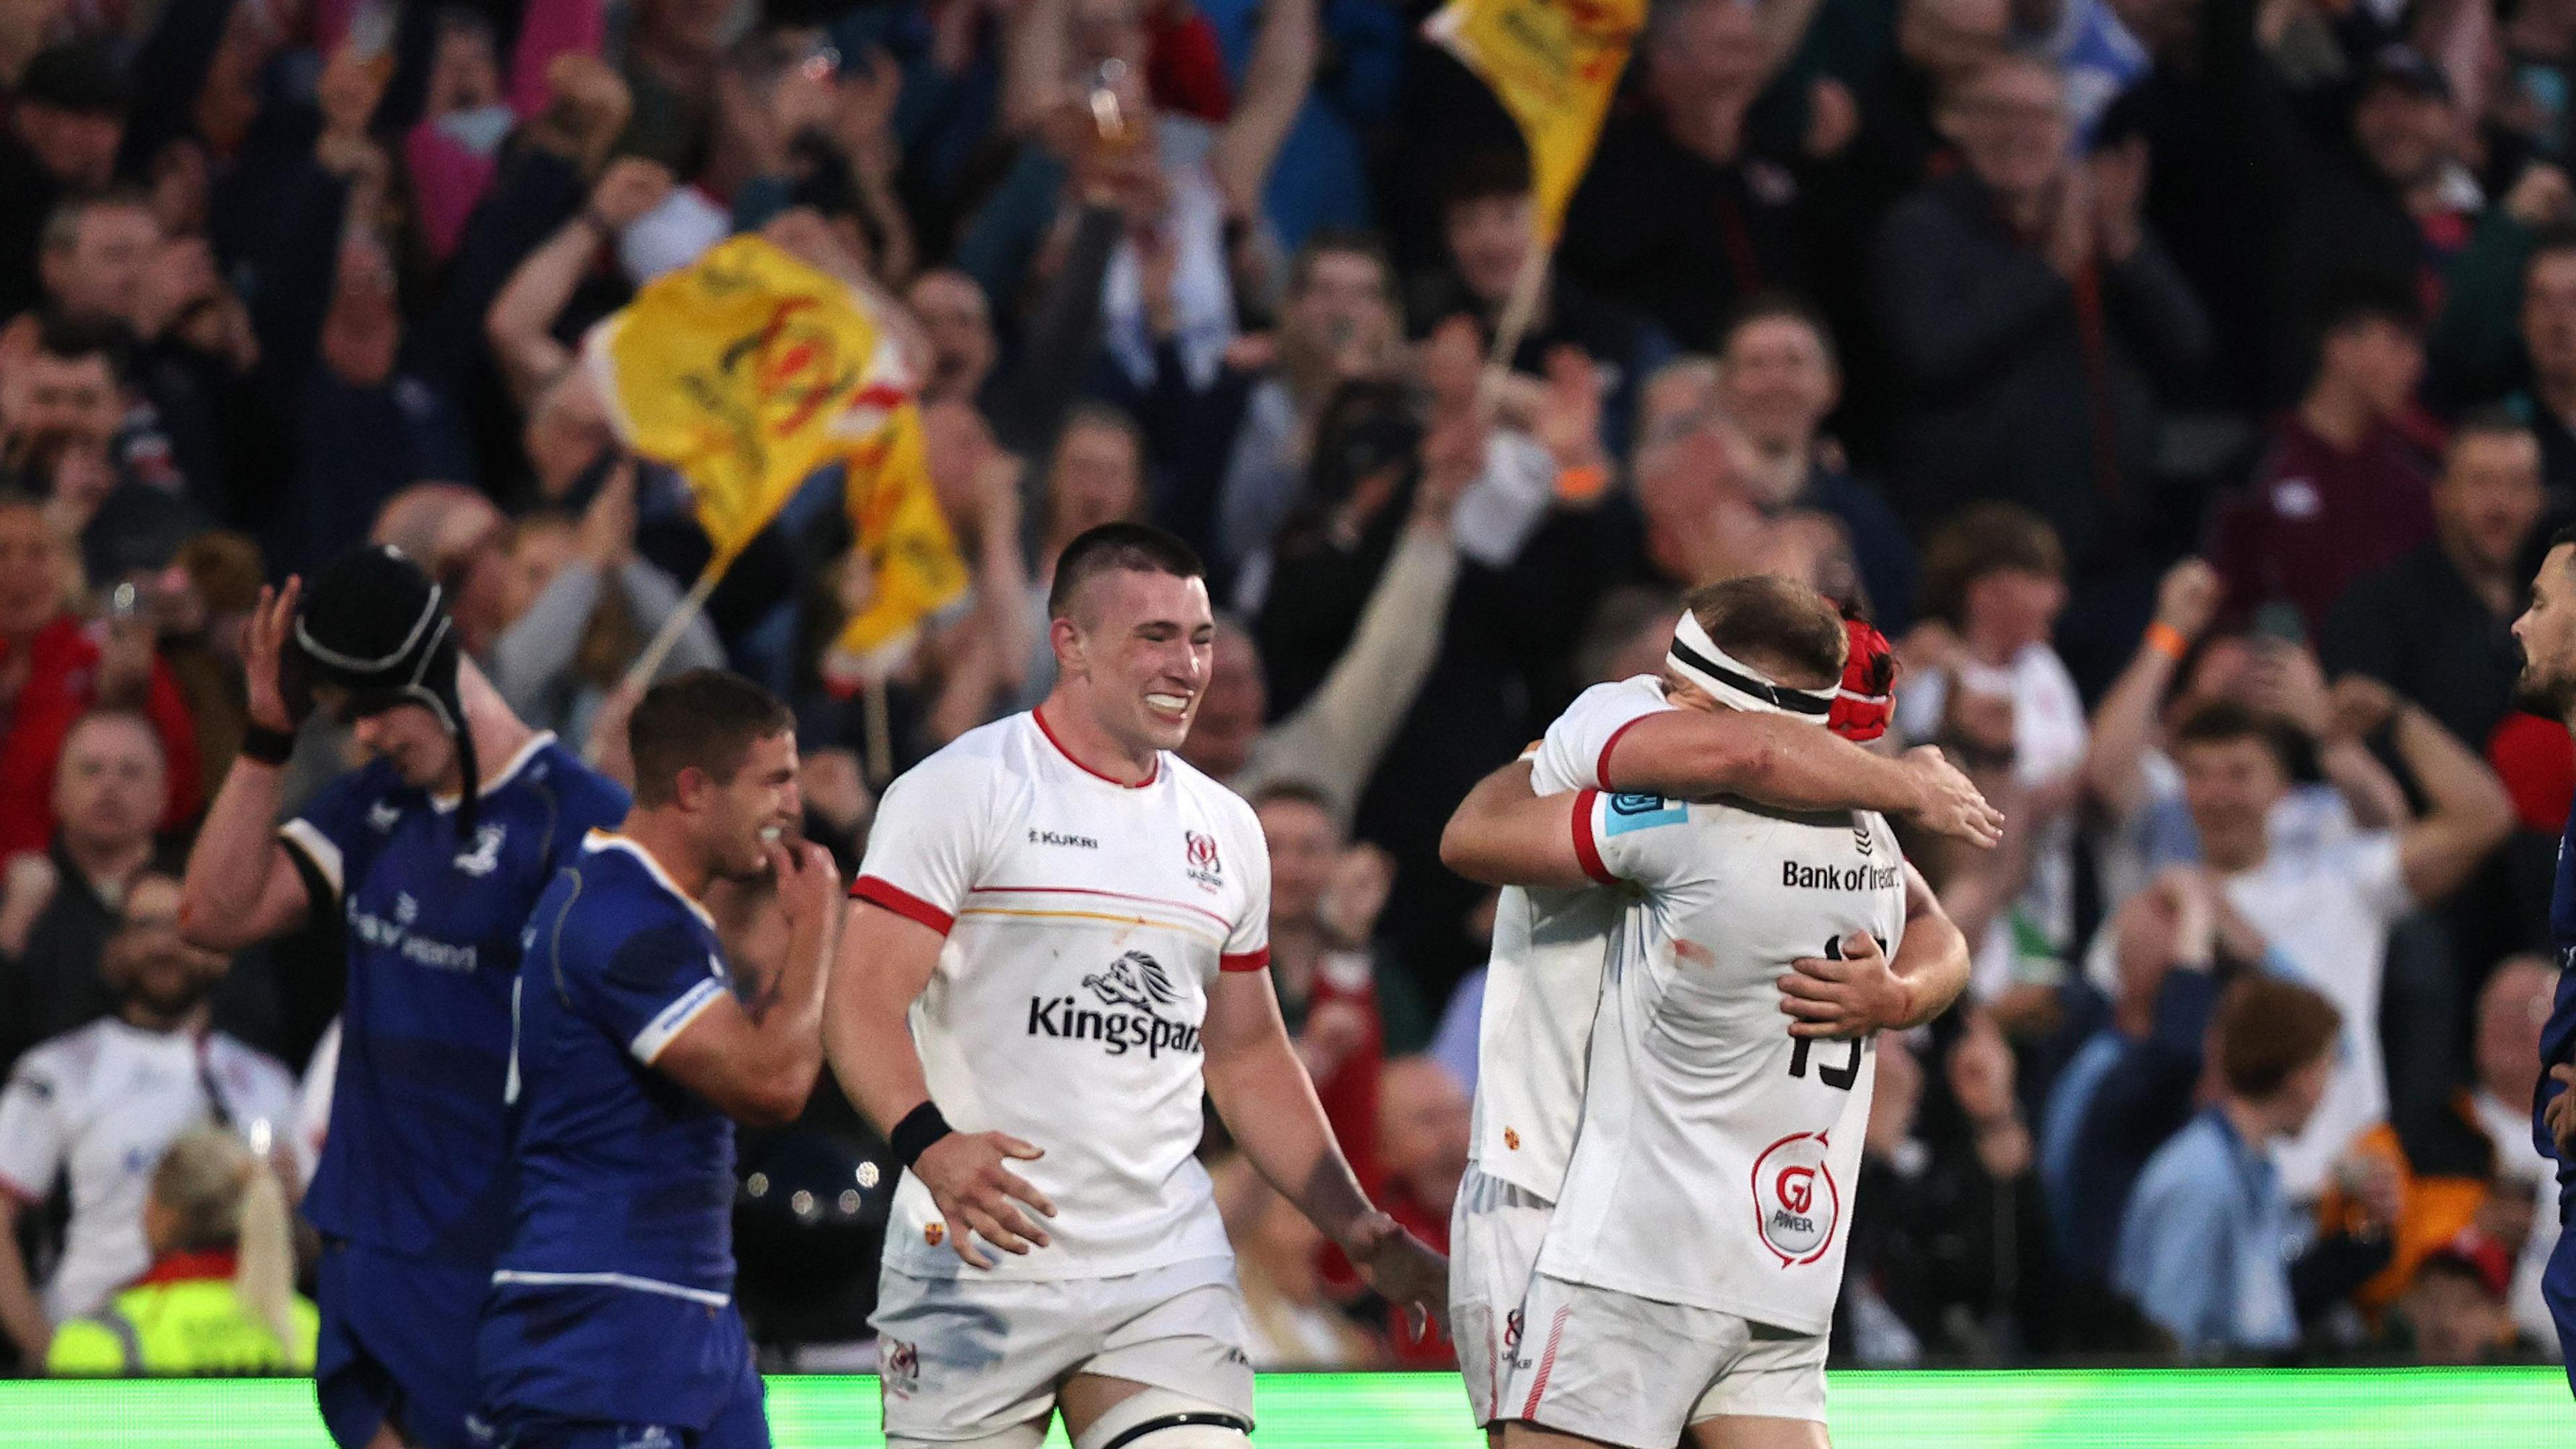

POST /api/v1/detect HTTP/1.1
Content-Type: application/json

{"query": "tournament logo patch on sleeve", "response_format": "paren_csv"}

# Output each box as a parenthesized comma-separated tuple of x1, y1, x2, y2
(1603, 793, 1687, 835)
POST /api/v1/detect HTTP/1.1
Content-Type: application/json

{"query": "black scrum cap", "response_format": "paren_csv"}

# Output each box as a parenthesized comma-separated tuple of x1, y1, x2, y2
(291, 545, 481, 833)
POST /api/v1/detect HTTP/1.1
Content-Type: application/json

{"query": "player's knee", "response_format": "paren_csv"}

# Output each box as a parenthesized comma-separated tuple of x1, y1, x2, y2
(1070, 1388, 1253, 1449)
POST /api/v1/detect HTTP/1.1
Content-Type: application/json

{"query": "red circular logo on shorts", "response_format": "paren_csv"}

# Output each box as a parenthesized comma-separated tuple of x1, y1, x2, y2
(1749, 1131, 1840, 1267)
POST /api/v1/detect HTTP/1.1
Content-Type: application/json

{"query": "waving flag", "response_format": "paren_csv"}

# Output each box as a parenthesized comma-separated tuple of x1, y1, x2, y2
(1424, 0, 1647, 243)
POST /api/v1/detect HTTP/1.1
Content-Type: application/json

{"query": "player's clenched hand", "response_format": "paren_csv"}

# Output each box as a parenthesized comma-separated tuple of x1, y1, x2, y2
(1342, 1212, 1446, 1342)
(912, 1131, 1058, 1268)
(2549, 1065, 2576, 1157)
(1780, 931, 1908, 1039)
(769, 840, 841, 934)
(1898, 746, 2004, 848)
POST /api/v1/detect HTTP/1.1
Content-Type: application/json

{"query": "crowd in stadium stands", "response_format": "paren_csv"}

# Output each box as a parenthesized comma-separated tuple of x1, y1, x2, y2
(3, 0, 2576, 1380)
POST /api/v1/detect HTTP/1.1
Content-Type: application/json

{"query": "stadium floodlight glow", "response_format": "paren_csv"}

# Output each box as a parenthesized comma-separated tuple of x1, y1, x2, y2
(1, 1369, 2567, 1447)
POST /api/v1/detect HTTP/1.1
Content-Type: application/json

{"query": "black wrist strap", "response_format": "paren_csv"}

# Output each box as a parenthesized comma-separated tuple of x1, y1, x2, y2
(890, 1101, 952, 1169)
(239, 724, 297, 767)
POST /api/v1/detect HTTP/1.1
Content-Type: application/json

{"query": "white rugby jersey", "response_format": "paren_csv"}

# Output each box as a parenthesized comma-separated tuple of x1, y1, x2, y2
(0, 1019, 300, 1319)
(1538, 788, 1907, 1334)
(851, 710, 1271, 1280)
(1470, 675, 1670, 1199)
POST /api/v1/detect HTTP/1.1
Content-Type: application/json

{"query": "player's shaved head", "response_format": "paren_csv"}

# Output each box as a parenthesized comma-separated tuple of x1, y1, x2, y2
(1683, 575, 1848, 690)
(1048, 521, 1205, 626)
(628, 668, 796, 808)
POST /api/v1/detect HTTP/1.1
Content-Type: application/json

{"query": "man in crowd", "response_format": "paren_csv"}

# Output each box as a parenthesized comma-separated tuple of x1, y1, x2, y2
(480, 672, 839, 1449)
(2169, 698, 2511, 1199)
(2325, 407, 2547, 758)
(2115, 979, 2385, 1357)
(0, 42, 127, 322)
(0, 710, 184, 1069)
(0, 493, 201, 864)
(178, 547, 627, 1449)
(0, 872, 299, 1371)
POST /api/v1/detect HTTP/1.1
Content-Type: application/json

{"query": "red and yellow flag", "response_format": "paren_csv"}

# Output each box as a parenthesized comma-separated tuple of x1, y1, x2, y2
(1424, 0, 1647, 243)
(584, 234, 966, 674)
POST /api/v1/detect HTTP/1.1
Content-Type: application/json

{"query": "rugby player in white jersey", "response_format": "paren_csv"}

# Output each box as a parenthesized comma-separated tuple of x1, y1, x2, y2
(825, 523, 1444, 1449)
(1439, 582, 1986, 1446)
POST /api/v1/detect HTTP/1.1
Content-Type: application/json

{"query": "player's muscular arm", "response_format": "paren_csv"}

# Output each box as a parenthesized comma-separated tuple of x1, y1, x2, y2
(1779, 863, 1969, 1039)
(655, 843, 842, 1128)
(1201, 968, 1446, 1334)
(1604, 712, 2004, 845)
(1438, 761, 1596, 890)
(824, 900, 1057, 1269)
(180, 582, 312, 952)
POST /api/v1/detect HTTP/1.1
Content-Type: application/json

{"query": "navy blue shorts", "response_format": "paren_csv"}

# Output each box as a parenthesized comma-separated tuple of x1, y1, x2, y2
(477, 1378, 769, 1449)
(315, 1238, 490, 1449)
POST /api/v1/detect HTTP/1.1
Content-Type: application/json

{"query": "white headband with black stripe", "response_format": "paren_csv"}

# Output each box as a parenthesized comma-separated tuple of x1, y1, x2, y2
(1667, 610, 1835, 725)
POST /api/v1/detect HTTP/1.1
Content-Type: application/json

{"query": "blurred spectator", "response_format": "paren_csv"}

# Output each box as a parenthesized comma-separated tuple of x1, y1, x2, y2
(0, 495, 201, 863)
(0, 43, 129, 323)
(2461, 955, 2564, 1346)
(34, 191, 158, 333)
(2210, 275, 2436, 639)
(2167, 698, 2511, 1198)
(1214, 1154, 1384, 1368)
(0, 873, 298, 1369)
(0, 710, 183, 1069)
(2391, 1233, 2528, 1364)
(2324, 409, 2546, 755)
(1841, 1009, 2055, 1364)
(2114, 979, 2385, 1358)
(1560, 0, 1811, 349)
(2081, 558, 2408, 919)
(1713, 293, 1919, 631)
(44, 1125, 315, 1375)
(1896, 505, 2086, 1003)
(1179, 473, 1462, 827)
(2511, 231, 2576, 499)
(1407, 148, 1667, 460)
(1872, 55, 2208, 617)
(1254, 782, 1394, 1179)
(2041, 866, 2241, 1288)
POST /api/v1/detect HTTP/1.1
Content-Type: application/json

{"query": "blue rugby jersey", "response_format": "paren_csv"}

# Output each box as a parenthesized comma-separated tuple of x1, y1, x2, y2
(2537, 804, 2576, 1199)
(482, 830, 748, 1426)
(280, 734, 629, 1267)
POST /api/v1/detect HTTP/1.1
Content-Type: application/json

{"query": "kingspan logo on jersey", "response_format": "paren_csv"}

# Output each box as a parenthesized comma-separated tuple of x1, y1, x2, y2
(1026, 949, 1203, 1058)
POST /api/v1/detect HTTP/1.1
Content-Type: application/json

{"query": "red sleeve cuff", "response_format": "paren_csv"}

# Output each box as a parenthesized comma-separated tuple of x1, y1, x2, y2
(1595, 716, 1646, 792)
(1570, 789, 1614, 885)
(1220, 947, 1271, 973)
(851, 875, 955, 936)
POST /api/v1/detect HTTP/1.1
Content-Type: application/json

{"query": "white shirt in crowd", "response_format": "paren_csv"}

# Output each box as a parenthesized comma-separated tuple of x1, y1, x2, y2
(2220, 833, 2413, 1199)
(850, 710, 1271, 1281)
(0, 1019, 300, 1320)
(1468, 675, 1669, 1201)
(1896, 646, 2087, 998)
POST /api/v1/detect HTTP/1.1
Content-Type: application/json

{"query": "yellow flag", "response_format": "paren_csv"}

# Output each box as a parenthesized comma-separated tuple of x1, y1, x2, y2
(585, 233, 908, 566)
(1424, 0, 1646, 243)
(826, 401, 971, 684)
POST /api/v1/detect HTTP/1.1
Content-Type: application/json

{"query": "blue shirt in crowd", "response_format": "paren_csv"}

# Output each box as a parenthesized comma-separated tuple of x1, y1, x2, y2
(2113, 1106, 2300, 1357)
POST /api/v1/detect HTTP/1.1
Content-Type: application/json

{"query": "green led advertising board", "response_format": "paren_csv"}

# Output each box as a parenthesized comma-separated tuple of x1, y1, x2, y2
(0, 1370, 2565, 1446)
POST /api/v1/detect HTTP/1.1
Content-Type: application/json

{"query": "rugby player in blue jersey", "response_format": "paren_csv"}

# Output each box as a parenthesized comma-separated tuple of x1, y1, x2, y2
(479, 669, 838, 1449)
(180, 546, 629, 1449)
(2514, 528, 2576, 1395)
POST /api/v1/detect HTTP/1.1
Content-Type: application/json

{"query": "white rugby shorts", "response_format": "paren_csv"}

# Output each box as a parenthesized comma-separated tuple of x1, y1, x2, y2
(1449, 1165, 1556, 1428)
(871, 1254, 1255, 1442)
(1499, 1273, 1828, 1448)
